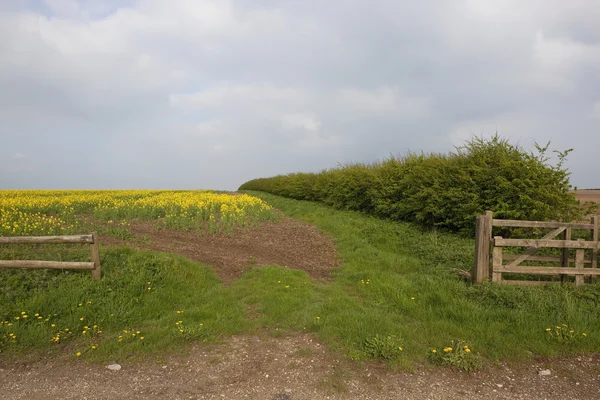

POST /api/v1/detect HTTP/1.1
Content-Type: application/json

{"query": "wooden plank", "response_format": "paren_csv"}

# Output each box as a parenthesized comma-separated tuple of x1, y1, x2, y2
(494, 238, 600, 250)
(0, 260, 95, 270)
(561, 228, 572, 283)
(0, 235, 94, 244)
(503, 254, 592, 264)
(505, 227, 566, 268)
(592, 216, 598, 284)
(90, 232, 101, 280)
(496, 266, 600, 276)
(492, 220, 594, 229)
(473, 216, 491, 283)
(575, 245, 585, 286)
(500, 280, 561, 286)
(492, 246, 503, 283)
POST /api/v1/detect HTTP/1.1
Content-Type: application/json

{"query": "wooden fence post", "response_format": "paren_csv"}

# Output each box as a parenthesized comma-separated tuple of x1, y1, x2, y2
(473, 211, 493, 283)
(575, 239, 585, 286)
(492, 242, 503, 283)
(561, 228, 572, 283)
(592, 216, 598, 284)
(90, 232, 101, 280)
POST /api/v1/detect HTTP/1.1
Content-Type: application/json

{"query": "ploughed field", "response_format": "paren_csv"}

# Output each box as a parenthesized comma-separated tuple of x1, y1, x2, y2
(574, 189, 600, 204)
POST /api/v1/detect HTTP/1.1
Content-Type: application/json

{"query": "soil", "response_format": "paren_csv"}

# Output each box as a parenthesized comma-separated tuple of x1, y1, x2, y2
(1, 333, 599, 400)
(98, 213, 340, 284)
(574, 190, 600, 204)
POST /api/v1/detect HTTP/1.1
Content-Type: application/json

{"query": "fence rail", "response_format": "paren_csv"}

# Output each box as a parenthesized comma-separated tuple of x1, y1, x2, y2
(473, 212, 599, 286)
(0, 233, 101, 280)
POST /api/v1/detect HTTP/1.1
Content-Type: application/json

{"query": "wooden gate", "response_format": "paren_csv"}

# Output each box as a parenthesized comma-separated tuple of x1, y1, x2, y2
(474, 212, 599, 285)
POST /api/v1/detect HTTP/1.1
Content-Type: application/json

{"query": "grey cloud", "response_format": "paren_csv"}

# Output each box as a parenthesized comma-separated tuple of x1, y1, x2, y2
(0, 0, 599, 190)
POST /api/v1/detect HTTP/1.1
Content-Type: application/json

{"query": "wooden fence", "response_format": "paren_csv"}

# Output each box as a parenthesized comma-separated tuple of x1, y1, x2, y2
(474, 212, 599, 285)
(0, 233, 101, 280)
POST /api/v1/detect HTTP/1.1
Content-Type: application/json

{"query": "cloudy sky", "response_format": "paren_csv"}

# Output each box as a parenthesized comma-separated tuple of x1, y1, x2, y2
(1, 0, 599, 190)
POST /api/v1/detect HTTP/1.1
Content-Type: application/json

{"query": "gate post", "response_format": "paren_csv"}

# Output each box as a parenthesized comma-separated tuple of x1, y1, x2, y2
(473, 211, 493, 283)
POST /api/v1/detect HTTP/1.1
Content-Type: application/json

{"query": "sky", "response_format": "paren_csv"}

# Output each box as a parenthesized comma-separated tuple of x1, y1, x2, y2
(1, 0, 599, 190)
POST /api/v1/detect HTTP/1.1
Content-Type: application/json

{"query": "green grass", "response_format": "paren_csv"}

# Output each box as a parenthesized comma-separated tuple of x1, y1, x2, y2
(0, 247, 248, 361)
(2, 191, 600, 369)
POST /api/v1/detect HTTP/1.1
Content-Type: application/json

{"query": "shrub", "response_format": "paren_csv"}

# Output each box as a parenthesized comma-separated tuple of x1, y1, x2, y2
(239, 135, 594, 233)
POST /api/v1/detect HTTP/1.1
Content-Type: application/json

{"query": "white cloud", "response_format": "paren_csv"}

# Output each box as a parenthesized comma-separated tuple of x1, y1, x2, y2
(281, 113, 321, 132)
(1, 0, 599, 189)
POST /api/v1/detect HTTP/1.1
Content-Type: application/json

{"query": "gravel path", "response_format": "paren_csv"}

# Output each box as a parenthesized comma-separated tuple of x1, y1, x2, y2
(1, 334, 599, 399)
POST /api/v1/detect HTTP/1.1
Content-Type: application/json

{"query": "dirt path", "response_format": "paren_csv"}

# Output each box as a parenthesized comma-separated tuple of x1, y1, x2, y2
(99, 213, 340, 283)
(1, 333, 599, 400)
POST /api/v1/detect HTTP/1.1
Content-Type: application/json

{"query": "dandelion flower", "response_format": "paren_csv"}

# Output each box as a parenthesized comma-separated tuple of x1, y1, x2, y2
(76, 352, 81, 357)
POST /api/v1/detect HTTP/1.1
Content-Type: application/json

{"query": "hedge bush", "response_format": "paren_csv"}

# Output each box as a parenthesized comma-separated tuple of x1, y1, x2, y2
(239, 135, 595, 234)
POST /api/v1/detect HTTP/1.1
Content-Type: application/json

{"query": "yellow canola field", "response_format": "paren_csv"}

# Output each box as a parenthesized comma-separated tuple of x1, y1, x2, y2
(0, 190, 274, 236)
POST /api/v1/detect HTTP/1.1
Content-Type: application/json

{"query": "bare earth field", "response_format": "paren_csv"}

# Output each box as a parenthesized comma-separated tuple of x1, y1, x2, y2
(574, 190, 600, 204)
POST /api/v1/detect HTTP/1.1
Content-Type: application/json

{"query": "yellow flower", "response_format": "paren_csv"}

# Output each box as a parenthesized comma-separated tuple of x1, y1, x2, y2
(410, 297, 415, 300)
(465, 348, 471, 353)
(432, 349, 437, 353)
(545, 328, 551, 332)
(80, 317, 84, 321)
(76, 352, 81, 357)
(91, 345, 96, 349)
(582, 333, 587, 337)
(140, 337, 144, 340)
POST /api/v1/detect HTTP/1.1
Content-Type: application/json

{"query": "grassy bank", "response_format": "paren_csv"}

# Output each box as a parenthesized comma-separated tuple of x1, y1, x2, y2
(2, 192, 600, 369)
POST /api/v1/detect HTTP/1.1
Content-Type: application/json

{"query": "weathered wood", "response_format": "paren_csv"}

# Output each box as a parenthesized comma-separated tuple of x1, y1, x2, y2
(494, 238, 600, 250)
(473, 216, 491, 283)
(503, 254, 592, 264)
(505, 227, 566, 268)
(561, 228, 572, 283)
(0, 235, 93, 244)
(492, 246, 503, 283)
(575, 243, 585, 286)
(90, 232, 101, 280)
(500, 280, 562, 286)
(0, 233, 100, 280)
(496, 265, 600, 276)
(0, 260, 95, 270)
(592, 216, 598, 284)
(492, 220, 594, 229)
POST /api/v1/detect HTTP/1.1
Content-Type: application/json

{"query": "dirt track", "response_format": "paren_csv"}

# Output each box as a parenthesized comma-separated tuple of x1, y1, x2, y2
(99, 212, 340, 284)
(2, 333, 600, 400)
